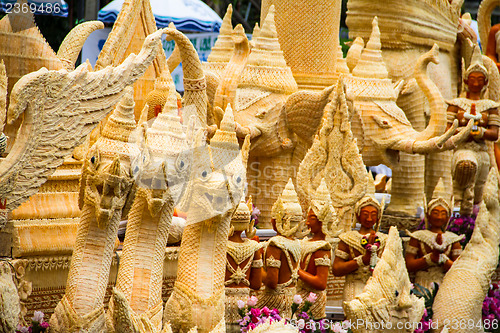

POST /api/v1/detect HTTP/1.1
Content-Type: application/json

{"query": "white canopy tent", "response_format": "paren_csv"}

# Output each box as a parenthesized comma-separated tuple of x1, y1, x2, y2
(98, 0, 223, 32)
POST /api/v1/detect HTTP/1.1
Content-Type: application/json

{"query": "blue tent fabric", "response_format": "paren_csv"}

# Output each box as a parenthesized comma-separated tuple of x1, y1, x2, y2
(0, 0, 68, 17)
(98, 0, 222, 32)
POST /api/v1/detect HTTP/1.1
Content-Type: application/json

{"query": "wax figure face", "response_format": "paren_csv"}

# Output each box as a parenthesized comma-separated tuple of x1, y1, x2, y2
(466, 71, 487, 94)
(306, 209, 322, 234)
(357, 205, 379, 230)
(428, 205, 449, 230)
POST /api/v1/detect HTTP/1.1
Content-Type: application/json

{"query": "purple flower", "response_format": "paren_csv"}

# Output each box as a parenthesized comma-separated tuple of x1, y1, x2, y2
(454, 218, 464, 226)
(271, 308, 279, 316)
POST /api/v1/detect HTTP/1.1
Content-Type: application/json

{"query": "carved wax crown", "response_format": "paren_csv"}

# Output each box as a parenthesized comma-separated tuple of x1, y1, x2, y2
(239, 5, 298, 95)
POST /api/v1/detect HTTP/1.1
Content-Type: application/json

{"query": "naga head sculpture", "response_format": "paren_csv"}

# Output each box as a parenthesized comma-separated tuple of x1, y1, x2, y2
(132, 70, 192, 217)
(79, 87, 139, 228)
(178, 104, 250, 226)
(344, 226, 425, 330)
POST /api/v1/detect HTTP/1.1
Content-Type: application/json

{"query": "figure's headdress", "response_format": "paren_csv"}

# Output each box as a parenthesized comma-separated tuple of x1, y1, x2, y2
(464, 44, 488, 84)
(354, 171, 384, 230)
(230, 196, 256, 238)
(309, 178, 340, 238)
(272, 179, 303, 237)
(424, 178, 452, 230)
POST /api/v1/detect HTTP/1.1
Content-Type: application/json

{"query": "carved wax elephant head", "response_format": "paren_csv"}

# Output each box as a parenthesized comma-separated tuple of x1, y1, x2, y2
(316, 18, 471, 171)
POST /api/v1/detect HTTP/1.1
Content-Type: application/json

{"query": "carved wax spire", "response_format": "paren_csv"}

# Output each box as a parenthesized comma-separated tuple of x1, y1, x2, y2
(101, 86, 137, 143)
(207, 4, 234, 64)
(252, 22, 260, 39)
(465, 44, 488, 81)
(281, 178, 303, 219)
(231, 197, 252, 231)
(336, 44, 350, 74)
(310, 179, 336, 236)
(272, 178, 303, 237)
(427, 177, 451, 216)
(352, 17, 389, 79)
(211, 104, 239, 147)
(147, 70, 185, 155)
(240, 5, 297, 94)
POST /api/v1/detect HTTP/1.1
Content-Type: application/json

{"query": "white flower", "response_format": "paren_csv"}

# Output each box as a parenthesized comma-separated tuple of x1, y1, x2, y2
(32, 310, 44, 322)
(17, 325, 29, 333)
(237, 300, 246, 309)
(293, 294, 303, 304)
(297, 319, 305, 329)
(247, 295, 258, 307)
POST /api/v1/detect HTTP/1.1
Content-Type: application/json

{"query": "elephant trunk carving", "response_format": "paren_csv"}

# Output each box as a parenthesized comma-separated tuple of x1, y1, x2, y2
(163, 28, 208, 126)
(413, 44, 446, 141)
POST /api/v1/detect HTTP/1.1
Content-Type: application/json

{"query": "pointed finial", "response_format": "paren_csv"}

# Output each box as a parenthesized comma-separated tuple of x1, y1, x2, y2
(465, 44, 488, 81)
(366, 17, 382, 51)
(278, 178, 303, 221)
(101, 86, 137, 142)
(314, 178, 331, 203)
(260, 5, 278, 39)
(352, 17, 389, 79)
(220, 4, 233, 35)
(431, 178, 447, 201)
(220, 103, 235, 132)
(252, 22, 260, 39)
(159, 70, 178, 116)
(336, 44, 350, 74)
(207, 4, 234, 63)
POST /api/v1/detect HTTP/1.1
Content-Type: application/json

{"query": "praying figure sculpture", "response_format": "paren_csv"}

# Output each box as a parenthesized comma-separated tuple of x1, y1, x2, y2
(447, 45, 500, 216)
(297, 179, 339, 320)
(332, 174, 387, 303)
(224, 197, 263, 331)
(405, 179, 463, 290)
(257, 179, 302, 319)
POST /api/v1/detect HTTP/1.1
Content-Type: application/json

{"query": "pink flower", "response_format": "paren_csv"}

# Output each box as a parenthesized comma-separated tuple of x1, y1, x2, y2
(293, 294, 303, 304)
(250, 307, 261, 318)
(261, 307, 270, 316)
(248, 323, 256, 330)
(247, 296, 258, 307)
(237, 300, 246, 309)
(40, 322, 50, 329)
(306, 292, 317, 303)
(454, 218, 464, 226)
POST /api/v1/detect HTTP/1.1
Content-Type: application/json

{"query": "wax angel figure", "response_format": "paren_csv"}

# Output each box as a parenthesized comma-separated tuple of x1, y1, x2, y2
(405, 179, 463, 290)
(332, 175, 387, 303)
(257, 179, 303, 319)
(447, 45, 500, 216)
(297, 179, 339, 320)
(224, 197, 263, 329)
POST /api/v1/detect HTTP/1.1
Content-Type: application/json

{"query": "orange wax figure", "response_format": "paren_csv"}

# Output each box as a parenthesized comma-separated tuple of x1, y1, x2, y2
(446, 46, 500, 216)
(405, 179, 463, 290)
(257, 179, 303, 319)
